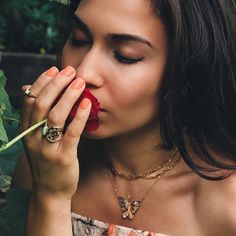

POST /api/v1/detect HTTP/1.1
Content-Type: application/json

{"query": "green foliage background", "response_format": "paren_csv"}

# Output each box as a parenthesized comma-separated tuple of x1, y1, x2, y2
(0, 0, 59, 54)
(0, 70, 22, 193)
(0, 4, 70, 234)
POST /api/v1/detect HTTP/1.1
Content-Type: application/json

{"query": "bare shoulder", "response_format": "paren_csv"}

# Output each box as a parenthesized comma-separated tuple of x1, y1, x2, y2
(197, 172, 236, 234)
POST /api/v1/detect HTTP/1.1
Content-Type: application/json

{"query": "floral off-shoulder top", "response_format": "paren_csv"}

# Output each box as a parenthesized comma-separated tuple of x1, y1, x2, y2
(71, 212, 169, 236)
(0, 188, 169, 236)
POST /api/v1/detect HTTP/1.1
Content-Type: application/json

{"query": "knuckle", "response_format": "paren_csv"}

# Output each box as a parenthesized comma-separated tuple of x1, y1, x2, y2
(55, 155, 71, 167)
(50, 78, 60, 87)
(23, 140, 39, 153)
(34, 96, 48, 110)
(76, 112, 88, 122)
(62, 92, 74, 102)
(23, 96, 34, 106)
(34, 79, 45, 88)
(48, 111, 63, 125)
(66, 127, 79, 138)
(40, 147, 54, 160)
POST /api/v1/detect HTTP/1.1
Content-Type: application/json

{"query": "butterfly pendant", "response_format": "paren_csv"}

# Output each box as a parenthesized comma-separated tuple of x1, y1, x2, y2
(118, 196, 141, 220)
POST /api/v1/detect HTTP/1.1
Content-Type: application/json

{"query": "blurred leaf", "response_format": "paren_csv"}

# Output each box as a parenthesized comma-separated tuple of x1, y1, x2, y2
(0, 175, 11, 193)
(0, 0, 60, 53)
(0, 188, 30, 236)
(0, 118, 8, 146)
(50, 0, 70, 5)
(0, 70, 13, 145)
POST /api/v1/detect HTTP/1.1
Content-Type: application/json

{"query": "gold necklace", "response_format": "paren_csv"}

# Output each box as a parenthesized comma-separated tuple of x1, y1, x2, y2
(109, 149, 178, 180)
(107, 152, 180, 220)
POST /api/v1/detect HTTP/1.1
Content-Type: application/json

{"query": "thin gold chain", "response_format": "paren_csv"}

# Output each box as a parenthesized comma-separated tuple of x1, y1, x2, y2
(109, 149, 178, 180)
(107, 152, 180, 203)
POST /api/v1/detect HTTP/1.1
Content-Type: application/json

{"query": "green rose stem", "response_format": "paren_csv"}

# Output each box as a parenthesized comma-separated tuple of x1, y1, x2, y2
(0, 119, 47, 152)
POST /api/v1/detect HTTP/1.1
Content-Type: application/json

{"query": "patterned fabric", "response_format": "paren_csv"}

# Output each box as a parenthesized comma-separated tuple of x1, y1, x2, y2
(72, 212, 169, 236)
(0, 188, 169, 236)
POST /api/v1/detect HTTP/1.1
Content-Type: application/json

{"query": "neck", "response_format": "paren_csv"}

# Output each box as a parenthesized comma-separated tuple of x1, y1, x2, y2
(102, 123, 174, 175)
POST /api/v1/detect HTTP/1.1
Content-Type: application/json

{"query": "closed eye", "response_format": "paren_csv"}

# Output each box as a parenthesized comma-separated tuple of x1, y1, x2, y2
(113, 51, 144, 65)
(68, 37, 144, 65)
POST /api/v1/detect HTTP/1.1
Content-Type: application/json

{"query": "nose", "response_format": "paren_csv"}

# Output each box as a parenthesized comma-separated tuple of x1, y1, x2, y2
(76, 47, 104, 88)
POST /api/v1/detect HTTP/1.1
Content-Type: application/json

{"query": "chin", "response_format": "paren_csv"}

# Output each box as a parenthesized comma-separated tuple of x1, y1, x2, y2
(82, 124, 123, 140)
(82, 126, 111, 140)
(82, 124, 141, 140)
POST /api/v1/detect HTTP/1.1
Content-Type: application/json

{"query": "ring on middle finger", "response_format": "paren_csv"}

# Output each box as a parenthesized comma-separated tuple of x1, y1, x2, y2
(42, 120, 63, 143)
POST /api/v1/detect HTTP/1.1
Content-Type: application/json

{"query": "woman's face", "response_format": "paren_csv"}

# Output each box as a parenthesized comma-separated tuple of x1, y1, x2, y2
(61, 0, 168, 138)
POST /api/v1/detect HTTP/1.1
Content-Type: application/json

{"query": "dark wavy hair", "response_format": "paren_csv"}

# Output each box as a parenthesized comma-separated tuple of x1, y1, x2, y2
(57, 0, 236, 180)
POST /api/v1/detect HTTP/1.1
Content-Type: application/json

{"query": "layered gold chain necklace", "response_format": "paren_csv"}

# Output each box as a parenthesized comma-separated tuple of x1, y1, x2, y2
(107, 149, 180, 220)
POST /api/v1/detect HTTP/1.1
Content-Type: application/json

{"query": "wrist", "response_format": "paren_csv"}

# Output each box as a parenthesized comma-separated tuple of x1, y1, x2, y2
(26, 190, 73, 236)
(30, 189, 72, 214)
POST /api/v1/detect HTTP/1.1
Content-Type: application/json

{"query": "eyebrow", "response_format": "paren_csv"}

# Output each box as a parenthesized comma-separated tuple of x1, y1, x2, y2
(72, 14, 153, 49)
(107, 34, 153, 49)
(72, 14, 92, 38)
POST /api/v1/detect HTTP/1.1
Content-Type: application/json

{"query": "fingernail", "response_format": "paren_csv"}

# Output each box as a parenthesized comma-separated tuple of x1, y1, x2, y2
(79, 98, 90, 109)
(21, 85, 31, 91)
(21, 85, 27, 91)
(70, 78, 85, 90)
(107, 224, 114, 234)
(61, 66, 75, 77)
(129, 231, 136, 236)
(45, 66, 58, 77)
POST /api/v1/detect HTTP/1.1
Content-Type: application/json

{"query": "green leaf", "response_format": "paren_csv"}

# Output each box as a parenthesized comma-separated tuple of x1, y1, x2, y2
(0, 174, 11, 192)
(0, 117, 8, 145)
(50, 0, 70, 5)
(0, 70, 20, 147)
(0, 70, 12, 113)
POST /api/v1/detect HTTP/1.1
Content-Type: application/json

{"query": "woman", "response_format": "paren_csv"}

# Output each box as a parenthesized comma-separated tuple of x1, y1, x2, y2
(12, 0, 236, 235)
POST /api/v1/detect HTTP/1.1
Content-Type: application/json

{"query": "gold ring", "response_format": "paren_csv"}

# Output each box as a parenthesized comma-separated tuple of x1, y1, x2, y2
(24, 88, 37, 98)
(42, 121, 63, 143)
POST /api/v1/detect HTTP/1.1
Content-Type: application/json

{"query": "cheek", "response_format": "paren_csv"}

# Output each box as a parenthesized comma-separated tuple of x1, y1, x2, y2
(61, 43, 86, 69)
(108, 63, 164, 110)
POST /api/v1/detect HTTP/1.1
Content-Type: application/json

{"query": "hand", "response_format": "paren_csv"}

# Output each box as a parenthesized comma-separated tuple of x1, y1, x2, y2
(107, 224, 137, 236)
(21, 66, 91, 200)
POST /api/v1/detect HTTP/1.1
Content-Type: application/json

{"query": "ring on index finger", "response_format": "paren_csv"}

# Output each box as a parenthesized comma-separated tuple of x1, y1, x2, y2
(42, 120, 63, 143)
(24, 88, 37, 98)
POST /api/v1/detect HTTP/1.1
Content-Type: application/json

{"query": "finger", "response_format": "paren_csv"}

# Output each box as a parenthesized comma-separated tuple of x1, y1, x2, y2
(20, 85, 32, 132)
(128, 230, 137, 236)
(26, 66, 59, 97)
(21, 66, 59, 131)
(21, 85, 31, 91)
(60, 98, 91, 153)
(29, 66, 76, 126)
(107, 224, 118, 235)
(34, 77, 85, 133)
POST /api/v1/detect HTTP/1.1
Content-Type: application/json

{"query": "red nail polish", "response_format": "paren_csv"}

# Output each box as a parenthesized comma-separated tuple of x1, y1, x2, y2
(79, 98, 90, 110)
(108, 224, 113, 234)
(61, 66, 75, 77)
(45, 66, 58, 77)
(70, 78, 85, 90)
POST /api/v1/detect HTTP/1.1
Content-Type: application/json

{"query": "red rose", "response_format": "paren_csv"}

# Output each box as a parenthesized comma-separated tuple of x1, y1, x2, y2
(54, 86, 100, 132)
(65, 88, 100, 132)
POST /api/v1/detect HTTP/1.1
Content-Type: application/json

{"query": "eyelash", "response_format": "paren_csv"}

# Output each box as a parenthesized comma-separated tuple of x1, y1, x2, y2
(68, 38, 144, 65)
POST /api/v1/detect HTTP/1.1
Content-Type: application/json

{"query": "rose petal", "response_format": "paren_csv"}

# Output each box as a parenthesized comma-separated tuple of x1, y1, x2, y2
(54, 84, 100, 130)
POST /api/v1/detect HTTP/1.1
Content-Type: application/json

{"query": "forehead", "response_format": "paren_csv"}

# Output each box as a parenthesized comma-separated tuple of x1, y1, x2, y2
(76, 0, 165, 45)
